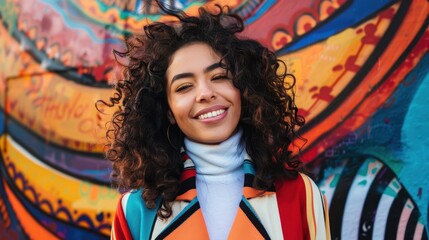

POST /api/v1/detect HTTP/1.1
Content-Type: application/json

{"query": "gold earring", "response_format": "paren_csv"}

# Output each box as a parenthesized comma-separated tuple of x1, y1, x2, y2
(167, 124, 180, 150)
(167, 111, 176, 124)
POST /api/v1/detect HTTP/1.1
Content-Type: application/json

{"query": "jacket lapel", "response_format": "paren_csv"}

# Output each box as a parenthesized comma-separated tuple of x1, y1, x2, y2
(228, 158, 283, 239)
(151, 151, 209, 239)
(153, 198, 209, 240)
(151, 151, 282, 240)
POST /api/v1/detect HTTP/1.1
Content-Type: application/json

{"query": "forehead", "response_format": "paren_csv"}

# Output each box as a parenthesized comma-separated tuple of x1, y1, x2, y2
(166, 42, 222, 79)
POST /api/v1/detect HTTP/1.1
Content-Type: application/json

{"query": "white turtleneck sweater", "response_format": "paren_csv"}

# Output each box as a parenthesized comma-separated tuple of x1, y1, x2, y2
(184, 130, 245, 240)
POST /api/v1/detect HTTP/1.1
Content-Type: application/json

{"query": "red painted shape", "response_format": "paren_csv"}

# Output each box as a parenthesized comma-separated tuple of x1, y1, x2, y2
(333, 64, 343, 71)
(345, 55, 360, 72)
(361, 24, 380, 45)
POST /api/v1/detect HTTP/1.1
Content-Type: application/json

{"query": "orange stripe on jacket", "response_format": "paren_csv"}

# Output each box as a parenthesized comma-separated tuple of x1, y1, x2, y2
(301, 173, 317, 239)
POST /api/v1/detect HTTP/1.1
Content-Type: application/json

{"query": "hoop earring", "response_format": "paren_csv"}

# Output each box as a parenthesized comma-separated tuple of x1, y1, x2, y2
(167, 124, 181, 150)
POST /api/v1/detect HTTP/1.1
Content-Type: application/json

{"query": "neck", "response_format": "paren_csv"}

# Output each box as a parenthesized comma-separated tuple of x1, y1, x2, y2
(184, 129, 245, 240)
(184, 129, 244, 176)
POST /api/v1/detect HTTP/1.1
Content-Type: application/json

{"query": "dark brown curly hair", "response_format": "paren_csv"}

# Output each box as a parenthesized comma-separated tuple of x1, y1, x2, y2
(98, 2, 305, 219)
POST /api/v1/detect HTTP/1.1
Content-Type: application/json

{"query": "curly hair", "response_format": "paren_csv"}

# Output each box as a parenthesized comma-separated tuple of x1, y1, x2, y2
(98, 3, 305, 219)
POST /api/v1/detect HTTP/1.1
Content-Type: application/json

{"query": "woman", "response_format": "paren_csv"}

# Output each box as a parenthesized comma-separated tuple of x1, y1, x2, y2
(102, 2, 330, 240)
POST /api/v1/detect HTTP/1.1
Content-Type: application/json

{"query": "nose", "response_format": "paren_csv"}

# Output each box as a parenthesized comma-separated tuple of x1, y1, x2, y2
(196, 82, 216, 102)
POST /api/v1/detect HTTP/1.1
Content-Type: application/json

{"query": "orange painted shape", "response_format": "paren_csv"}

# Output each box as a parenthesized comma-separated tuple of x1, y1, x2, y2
(164, 209, 209, 240)
(296, 14, 317, 36)
(301, 0, 428, 160)
(272, 30, 292, 50)
(302, 36, 428, 161)
(3, 179, 59, 240)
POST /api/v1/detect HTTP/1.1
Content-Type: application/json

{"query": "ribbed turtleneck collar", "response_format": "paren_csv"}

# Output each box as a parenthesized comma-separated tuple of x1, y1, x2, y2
(184, 129, 245, 176)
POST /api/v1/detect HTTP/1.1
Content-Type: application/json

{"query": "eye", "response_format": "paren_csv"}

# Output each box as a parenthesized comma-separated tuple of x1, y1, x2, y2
(212, 75, 229, 81)
(176, 83, 192, 92)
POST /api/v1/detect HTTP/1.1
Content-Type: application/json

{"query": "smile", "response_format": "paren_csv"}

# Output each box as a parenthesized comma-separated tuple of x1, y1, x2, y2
(197, 109, 226, 120)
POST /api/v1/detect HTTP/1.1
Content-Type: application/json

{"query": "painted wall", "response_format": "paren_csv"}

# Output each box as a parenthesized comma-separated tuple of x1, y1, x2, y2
(0, 0, 427, 239)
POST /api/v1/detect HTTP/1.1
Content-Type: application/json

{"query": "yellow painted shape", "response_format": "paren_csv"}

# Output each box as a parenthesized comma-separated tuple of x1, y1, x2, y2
(278, 6, 395, 121)
(4, 179, 59, 240)
(7, 73, 115, 152)
(2, 135, 120, 232)
(0, 22, 116, 153)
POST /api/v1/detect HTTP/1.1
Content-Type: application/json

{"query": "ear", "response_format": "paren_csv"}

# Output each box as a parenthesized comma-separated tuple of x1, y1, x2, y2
(167, 110, 176, 124)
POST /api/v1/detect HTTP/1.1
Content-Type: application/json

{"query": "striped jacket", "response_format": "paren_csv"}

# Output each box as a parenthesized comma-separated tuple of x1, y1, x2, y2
(111, 152, 330, 240)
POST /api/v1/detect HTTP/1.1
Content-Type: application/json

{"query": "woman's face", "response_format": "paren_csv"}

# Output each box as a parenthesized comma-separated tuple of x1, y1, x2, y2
(166, 42, 241, 144)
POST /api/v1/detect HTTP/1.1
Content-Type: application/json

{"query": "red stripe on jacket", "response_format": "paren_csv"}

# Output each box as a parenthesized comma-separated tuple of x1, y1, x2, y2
(111, 195, 133, 240)
(275, 175, 311, 240)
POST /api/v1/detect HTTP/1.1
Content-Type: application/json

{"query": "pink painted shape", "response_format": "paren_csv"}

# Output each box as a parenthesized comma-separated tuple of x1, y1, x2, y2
(414, 223, 424, 240)
(397, 201, 413, 239)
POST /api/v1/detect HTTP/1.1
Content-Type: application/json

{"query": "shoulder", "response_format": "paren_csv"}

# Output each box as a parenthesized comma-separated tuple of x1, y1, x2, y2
(117, 189, 161, 240)
(275, 173, 328, 222)
(276, 173, 317, 190)
(275, 173, 331, 239)
(121, 189, 163, 220)
(112, 190, 145, 240)
(120, 189, 145, 218)
(275, 173, 321, 196)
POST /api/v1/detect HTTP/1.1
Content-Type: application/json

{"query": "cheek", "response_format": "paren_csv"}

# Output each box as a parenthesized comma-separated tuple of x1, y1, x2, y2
(232, 89, 242, 108)
(236, 92, 242, 117)
(169, 95, 191, 119)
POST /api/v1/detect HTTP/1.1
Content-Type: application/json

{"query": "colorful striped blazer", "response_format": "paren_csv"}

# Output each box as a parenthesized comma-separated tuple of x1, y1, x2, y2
(111, 152, 330, 240)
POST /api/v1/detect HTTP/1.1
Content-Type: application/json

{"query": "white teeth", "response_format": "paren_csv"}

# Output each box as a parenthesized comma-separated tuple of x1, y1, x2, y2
(198, 109, 225, 120)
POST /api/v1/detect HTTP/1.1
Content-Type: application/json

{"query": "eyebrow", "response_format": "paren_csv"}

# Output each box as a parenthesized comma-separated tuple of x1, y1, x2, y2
(170, 62, 227, 83)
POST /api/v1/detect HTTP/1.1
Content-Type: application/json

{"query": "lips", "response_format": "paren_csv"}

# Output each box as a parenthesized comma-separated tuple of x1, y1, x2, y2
(194, 105, 228, 120)
(197, 109, 226, 120)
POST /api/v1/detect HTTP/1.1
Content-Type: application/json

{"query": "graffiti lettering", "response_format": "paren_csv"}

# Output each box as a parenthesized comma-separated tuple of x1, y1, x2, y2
(78, 118, 96, 134)
(22, 83, 97, 135)
(31, 92, 88, 121)
(25, 76, 43, 96)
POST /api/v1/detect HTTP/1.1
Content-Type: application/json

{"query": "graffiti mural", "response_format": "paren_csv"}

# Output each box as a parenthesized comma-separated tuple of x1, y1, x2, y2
(0, 0, 427, 239)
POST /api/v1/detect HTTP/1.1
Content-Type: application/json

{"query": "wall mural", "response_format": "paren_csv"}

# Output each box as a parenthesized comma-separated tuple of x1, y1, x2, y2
(0, 0, 427, 239)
